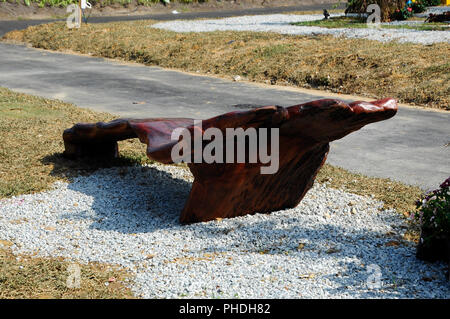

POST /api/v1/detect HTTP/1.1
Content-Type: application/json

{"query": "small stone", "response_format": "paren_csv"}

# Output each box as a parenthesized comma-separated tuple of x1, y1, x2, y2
(299, 273, 315, 279)
(326, 247, 341, 254)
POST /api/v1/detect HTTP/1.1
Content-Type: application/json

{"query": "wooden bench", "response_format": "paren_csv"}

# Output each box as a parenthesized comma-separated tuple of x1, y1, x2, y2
(63, 98, 397, 223)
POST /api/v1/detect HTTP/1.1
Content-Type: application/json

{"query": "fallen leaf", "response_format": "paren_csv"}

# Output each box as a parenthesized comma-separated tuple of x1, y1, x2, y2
(326, 247, 341, 254)
(10, 219, 27, 225)
(385, 240, 400, 247)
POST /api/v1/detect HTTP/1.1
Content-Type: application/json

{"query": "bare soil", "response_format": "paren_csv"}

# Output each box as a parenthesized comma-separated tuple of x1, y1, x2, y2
(0, 0, 336, 20)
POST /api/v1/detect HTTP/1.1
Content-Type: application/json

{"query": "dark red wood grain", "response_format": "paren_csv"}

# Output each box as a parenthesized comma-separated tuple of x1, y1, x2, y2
(63, 98, 397, 223)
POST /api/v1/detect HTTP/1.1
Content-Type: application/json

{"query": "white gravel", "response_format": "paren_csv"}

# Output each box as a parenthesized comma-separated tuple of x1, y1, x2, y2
(0, 163, 448, 298)
(151, 13, 450, 44)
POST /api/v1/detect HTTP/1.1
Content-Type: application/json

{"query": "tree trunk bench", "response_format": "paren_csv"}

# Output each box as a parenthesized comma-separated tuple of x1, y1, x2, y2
(63, 98, 397, 223)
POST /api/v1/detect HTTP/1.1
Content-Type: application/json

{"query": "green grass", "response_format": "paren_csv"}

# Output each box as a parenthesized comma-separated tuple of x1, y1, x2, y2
(292, 16, 370, 28)
(292, 16, 450, 31)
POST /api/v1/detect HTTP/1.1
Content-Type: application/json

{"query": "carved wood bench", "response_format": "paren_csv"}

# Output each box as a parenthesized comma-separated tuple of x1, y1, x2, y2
(63, 98, 397, 223)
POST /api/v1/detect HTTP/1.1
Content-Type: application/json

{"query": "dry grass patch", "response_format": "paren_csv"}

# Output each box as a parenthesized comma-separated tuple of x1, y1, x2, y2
(0, 245, 134, 299)
(317, 164, 422, 217)
(0, 87, 152, 199)
(316, 164, 423, 243)
(0, 87, 145, 298)
(4, 20, 449, 110)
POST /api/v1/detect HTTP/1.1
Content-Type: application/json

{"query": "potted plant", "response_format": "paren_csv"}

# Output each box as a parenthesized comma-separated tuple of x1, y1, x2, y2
(412, 177, 450, 280)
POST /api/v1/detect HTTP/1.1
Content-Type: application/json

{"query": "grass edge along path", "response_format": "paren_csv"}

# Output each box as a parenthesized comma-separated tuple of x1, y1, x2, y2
(0, 87, 423, 297)
(2, 19, 450, 110)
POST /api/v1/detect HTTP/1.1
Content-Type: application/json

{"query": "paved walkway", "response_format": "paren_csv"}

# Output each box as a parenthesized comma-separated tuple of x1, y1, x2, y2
(0, 42, 448, 189)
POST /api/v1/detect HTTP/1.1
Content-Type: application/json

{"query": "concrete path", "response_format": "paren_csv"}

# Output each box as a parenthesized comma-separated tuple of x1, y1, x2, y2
(0, 42, 448, 190)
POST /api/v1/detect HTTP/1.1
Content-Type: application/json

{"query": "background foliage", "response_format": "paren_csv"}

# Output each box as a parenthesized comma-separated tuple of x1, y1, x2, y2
(346, 0, 407, 21)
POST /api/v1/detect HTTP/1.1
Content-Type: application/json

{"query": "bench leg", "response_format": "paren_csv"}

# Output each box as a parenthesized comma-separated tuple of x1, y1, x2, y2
(180, 142, 329, 223)
(62, 119, 137, 159)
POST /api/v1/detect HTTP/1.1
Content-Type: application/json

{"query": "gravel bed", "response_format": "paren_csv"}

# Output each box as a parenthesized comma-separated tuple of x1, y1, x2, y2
(0, 163, 448, 298)
(151, 13, 450, 44)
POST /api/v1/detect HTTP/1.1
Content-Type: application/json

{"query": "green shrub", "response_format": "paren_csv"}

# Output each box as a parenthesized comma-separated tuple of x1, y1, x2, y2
(411, 1, 426, 13)
(391, 6, 414, 20)
(421, 0, 441, 6)
(412, 177, 450, 244)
